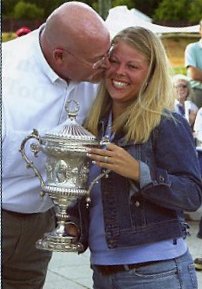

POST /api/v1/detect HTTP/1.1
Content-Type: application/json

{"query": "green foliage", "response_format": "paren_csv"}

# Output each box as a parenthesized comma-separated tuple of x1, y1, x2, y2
(27, 0, 67, 18)
(97, 0, 112, 19)
(2, 33, 17, 42)
(112, 0, 134, 9)
(2, 0, 19, 17)
(13, 1, 44, 20)
(188, 0, 202, 24)
(92, 1, 99, 13)
(153, 0, 190, 22)
(2, 0, 202, 24)
(172, 67, 186, 75)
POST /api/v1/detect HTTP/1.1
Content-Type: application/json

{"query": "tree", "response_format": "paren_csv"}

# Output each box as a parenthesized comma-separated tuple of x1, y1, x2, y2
(153, 0, 190, 24)
(188, 0, 202, 24)
(13, 1, 44, 20)
(98, 0, 112, 19)
(2, 0, 19, 18)
(133, 0, 159, 17)
(112, 0, 134, 9)
(25, 0, 67, 18)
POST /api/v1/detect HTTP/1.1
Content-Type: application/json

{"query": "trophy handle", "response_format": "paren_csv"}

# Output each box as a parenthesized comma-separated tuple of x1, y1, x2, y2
(85, 169, 111, 208)
(86, 137, 111, 208)
(19, 129, 45, 188)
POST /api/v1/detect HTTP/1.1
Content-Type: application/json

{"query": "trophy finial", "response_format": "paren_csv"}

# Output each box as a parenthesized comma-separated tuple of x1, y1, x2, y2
(65, 99, 80, 119)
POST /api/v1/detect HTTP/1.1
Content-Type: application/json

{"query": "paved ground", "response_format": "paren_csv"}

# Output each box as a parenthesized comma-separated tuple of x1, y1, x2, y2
(44, 220, 202, 289)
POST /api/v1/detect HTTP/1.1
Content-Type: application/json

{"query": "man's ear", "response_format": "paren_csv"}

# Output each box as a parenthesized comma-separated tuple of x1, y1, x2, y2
(53, 48, 65, 63)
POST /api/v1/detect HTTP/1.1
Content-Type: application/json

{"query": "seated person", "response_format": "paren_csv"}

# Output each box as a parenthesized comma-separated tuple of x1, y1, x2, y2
(173, 74, 198, 128)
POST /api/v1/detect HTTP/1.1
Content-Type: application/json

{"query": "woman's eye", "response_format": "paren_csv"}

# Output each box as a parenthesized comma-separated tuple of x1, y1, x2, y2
(128, 64, 138, 69)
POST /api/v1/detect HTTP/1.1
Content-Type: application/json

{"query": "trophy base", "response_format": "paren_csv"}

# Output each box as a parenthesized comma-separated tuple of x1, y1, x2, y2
(36, 234, 84, 253)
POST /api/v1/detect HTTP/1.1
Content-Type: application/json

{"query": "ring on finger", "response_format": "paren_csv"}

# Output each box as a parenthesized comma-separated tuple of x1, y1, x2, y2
(104, 156, 109, 163)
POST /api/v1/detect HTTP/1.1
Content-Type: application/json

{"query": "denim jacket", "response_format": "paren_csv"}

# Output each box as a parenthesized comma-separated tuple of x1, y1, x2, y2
(70, 112, 202, 252)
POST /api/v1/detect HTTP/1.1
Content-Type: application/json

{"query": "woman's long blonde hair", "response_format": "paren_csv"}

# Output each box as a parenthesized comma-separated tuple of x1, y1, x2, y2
(85, 27, 175, 143)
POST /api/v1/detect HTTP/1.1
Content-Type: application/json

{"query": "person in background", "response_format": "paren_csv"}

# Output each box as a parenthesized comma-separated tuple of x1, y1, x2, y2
(173, 73, 198, 128)
(194, 107, 202, 135)
(70, 26, 202, 289)
(185, 19, 202, 108)
(2, 2, 110, 289)
(193, 107, 202, 271)
(16, 26, 31, 37)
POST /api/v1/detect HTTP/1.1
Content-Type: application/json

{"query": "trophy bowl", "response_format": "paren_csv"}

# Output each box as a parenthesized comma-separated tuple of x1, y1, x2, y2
(19, 100, 103, 252)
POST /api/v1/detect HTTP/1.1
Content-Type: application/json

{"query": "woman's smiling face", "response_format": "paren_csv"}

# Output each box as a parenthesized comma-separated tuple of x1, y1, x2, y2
(105, 41, 149, 106)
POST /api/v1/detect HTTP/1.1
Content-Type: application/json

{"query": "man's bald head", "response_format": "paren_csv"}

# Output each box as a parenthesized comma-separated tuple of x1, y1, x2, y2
(40, 1, 110, 82)
(43, 2, 109, 55)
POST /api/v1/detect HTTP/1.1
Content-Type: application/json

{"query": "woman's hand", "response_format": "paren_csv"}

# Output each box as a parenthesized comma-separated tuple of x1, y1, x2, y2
(87, 143, 140, 182)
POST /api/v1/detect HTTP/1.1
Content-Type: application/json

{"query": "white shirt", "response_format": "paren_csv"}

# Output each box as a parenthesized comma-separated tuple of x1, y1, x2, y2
(2, 26, 98, 213)
(194, 108, 202, 150)
(194, 107, 202, 133)
(174, 99, 198, 124)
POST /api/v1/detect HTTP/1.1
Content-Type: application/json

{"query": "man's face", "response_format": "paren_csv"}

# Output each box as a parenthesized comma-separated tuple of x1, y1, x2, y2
(57, 36, 111, 83)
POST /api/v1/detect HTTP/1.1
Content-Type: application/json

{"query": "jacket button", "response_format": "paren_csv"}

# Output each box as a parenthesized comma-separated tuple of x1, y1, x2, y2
(159, 176, 164, 182)
(135, 201, 140, 207)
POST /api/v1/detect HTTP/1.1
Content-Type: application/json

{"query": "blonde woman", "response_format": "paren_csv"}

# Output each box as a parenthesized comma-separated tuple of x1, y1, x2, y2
(70, 27, 202, 289)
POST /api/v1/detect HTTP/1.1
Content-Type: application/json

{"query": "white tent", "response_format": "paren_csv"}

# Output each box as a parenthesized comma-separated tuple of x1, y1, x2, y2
(105, 6, 200, 37)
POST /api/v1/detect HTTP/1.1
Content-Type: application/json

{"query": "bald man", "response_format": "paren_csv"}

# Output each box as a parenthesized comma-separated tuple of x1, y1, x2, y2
(2, 2, 110, 289)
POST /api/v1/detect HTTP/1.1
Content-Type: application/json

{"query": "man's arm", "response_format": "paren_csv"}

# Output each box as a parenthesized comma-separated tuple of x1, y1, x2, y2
(187, 65, 202, 82)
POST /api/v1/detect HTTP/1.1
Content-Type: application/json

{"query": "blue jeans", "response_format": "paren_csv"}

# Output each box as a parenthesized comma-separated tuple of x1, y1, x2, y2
(91, 250, 198, 289)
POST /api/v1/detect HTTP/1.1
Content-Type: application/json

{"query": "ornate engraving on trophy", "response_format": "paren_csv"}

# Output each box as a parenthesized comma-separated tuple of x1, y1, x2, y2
(79, 164, 89, 184)
(55, 160, 68, 183)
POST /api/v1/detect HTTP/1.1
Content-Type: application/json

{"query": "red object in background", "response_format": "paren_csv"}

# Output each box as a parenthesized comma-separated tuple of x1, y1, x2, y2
(16, 26, 31, 37)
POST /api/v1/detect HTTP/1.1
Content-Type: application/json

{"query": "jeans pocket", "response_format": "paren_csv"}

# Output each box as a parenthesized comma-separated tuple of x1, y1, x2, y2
(129, 266, 177, 279)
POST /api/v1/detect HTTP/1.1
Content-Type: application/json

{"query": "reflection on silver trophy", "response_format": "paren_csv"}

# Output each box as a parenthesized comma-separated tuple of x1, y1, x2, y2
(19, 100, 109, 252)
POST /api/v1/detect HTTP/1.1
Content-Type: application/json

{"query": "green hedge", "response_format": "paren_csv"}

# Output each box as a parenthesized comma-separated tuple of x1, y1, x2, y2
(172, 66, 186, 75)
(2, 32, 17, 42)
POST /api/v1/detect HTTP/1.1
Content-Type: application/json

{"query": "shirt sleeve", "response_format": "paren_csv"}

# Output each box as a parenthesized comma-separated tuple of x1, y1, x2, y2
(185, 43, 197, 68)
(129, 161, 152, 197)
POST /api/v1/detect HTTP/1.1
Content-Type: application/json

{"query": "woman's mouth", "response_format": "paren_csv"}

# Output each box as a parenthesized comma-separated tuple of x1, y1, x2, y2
(112, 80, 128, 89)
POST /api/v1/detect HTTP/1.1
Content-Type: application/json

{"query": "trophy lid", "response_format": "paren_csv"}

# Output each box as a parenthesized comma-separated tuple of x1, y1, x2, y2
(40, 100, 99, 152)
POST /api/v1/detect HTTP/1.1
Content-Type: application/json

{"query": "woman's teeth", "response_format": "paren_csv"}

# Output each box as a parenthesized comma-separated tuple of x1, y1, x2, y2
(113, 80, 128, 88)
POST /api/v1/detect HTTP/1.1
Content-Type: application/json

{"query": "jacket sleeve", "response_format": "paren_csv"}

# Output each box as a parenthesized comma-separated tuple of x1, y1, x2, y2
(140, 113, 202, 212)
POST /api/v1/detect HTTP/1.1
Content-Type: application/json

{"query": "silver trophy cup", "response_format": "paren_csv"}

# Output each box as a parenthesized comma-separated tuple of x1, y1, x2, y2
(19, 100, 109, 252)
